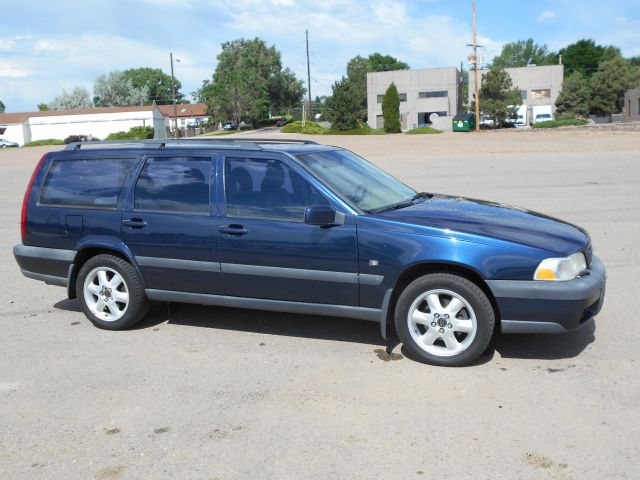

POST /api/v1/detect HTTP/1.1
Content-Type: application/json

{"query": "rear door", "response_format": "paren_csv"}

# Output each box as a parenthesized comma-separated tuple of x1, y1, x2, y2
(121, 154, 222, 295)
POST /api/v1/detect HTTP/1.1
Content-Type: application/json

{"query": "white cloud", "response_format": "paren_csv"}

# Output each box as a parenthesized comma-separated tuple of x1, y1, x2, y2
(0, 60, 30, 78)
(537, 10, 556, 22)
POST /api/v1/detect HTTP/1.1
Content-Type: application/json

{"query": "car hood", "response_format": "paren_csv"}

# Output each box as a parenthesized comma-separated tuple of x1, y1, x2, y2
(378, 194, 589, 255)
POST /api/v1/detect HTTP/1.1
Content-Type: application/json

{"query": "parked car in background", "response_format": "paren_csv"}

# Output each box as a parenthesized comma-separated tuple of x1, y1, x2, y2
(13, 138, 605, 367)
(223, 121, 238, 131)
(0, 138, 19, 148)
(276, 118, 292, 127)
(533, 105, 553, 124)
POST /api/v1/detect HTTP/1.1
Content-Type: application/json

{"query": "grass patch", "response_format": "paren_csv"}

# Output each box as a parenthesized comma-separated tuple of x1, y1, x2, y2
(532, 118, 587, 129)
(405, 126, 443, 134)
(22, 139, 65, 147)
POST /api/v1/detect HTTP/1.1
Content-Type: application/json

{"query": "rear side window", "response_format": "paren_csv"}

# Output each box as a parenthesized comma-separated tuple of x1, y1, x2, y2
(40, 157, 135, 208)
(134, 157, 211, 214)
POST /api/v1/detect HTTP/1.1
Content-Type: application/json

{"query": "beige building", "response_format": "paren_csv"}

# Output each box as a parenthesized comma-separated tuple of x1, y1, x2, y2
(623, 88, 640, 122)
(367, 67, 461, 131)
(469, 65, 564, 124)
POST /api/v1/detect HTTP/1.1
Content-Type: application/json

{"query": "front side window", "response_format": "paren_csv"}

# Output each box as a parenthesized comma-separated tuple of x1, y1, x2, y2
(134, 157, 211, 213)
(40, 157, 135, 208)
(296, 149, 416, 213)
(225, 157, 328, 222)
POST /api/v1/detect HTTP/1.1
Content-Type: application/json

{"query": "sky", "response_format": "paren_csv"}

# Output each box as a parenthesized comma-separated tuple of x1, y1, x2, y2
(1, 0, 639, 113)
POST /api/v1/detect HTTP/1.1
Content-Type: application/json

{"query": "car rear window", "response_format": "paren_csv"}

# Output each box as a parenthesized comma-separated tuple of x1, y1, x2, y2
(134, 157, 211, 214)
(40, 157, 135, 208)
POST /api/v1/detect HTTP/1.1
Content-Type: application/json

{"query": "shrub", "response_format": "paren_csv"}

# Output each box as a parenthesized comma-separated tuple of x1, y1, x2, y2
(326, 123, 385, 135)
(281, 121, 328, 134)
(405, 126, 443, 134)
(382, 83, 401, 133)
(105, 126, 154, 140)
(64, 134, 100, 144)
(532, 118, 587, 129)
(22, 139, 65, 147)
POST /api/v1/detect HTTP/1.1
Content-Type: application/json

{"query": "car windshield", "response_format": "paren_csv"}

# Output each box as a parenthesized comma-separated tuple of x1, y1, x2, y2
(296, 149, 416, 213)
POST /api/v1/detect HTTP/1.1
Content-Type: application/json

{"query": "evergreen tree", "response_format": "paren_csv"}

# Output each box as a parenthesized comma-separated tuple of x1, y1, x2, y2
(555, 71, 590, 117)
(382, 82, 401, 133)
(325, 78, 361, 130)
(590, 55, 634, 121)
(474, 66, 522, 126)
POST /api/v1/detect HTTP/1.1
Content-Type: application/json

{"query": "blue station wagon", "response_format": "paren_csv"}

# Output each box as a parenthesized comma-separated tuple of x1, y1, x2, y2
(13, 139, 606, 366)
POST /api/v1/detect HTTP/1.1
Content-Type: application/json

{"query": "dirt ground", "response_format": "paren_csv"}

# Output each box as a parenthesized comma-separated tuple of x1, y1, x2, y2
(1, 128, 639, 479)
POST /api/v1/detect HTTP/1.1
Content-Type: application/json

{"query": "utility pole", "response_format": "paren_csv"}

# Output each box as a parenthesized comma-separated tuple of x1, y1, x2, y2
(170, 52, 178, 136)
(472, 0, 480, 131)
(306, 29, 312, 120)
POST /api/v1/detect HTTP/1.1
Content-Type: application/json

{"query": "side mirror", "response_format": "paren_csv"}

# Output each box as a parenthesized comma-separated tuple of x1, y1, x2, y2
(304, 205, 345, 226)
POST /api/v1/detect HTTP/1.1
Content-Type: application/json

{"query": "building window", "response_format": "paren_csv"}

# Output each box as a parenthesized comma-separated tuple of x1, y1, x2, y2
(377, 94, 384, 104)
(531, 89, 551, 99)
(520, 90, 527, 100)
(419, 91, 448, 99)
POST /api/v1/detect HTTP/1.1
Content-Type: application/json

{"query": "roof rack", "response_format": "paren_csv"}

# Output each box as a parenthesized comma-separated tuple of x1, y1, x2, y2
(64, 138, 319, 151)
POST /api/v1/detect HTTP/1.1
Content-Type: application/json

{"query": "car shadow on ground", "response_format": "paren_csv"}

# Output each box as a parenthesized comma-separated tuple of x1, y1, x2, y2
(493, 320, 596, 361)
(53, 299, 596, 362)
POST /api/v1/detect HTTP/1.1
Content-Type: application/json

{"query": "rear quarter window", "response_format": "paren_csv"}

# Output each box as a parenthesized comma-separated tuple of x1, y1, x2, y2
(40, 157, 135, 208)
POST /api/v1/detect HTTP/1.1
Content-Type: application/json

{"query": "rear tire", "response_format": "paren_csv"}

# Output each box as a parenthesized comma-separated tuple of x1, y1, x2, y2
(394, 273, 495, 367)
(76, 254, 149, 330)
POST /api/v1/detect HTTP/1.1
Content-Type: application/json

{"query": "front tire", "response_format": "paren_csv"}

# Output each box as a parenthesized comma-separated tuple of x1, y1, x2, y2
(76, 254, 149, 330)
(395, 273, 495, 367)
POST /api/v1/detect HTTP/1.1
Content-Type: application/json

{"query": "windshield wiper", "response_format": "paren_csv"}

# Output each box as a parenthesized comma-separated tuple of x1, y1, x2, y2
(411, 191, 433, 201)
(374, 192, 433, 213)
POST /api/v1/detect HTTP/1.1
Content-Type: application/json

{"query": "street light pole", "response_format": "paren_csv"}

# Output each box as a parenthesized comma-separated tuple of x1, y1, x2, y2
(170, 52, 178, 136)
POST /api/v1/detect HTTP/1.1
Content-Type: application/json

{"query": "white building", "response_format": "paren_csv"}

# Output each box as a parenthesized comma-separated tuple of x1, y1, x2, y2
(0, 104, 209, 146)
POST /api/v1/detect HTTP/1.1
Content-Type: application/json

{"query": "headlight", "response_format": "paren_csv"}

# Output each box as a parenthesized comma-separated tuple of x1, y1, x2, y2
(534, 252, 587, 281)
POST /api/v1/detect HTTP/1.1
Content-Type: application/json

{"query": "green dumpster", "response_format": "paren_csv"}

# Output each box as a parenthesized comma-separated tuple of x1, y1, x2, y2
(452, 113, 476, 132)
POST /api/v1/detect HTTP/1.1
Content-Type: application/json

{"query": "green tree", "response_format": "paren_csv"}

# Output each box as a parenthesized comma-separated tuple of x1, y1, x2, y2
(345, 52, 409, 119)
(557, 39, 618, 78)
(48, 87, 93, 110)
(0, 100, 4, 113)
(490, 39, 556, 68)
(268, 67, 305, 115)
(590, 55, 634, 121)
(204, 38, 303, 128)
(122, 67, 183, 105)
(94, 71, 148, 107)
(325, 77, 361, 130)
(474, 66, 522, 126)
(368, 53, 409, 72)
(37, 103, 49, 111)
(382, 82, 401, 133)
(555, 71, 591, 117)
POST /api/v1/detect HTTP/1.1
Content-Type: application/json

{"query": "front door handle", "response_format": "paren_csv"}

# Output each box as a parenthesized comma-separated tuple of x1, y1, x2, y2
(122, 218, 148, 228)
(219, 224, 249, 236)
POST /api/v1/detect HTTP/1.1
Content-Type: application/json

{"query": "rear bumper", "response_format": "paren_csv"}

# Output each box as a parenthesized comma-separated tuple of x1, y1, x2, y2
(13, 244, 75, 287)
(486, 255, 606, 334)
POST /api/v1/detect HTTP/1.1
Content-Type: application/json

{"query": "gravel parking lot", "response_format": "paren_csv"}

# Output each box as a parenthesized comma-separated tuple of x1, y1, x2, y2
(1, 128, 639, 479)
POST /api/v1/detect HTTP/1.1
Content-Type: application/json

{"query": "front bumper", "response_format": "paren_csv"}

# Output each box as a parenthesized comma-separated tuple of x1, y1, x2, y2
(486, 255, 606, 334)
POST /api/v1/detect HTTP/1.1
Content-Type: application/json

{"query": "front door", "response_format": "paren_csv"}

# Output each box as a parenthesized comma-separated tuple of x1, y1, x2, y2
(218, 154, 358, 306)
(122, 155, 222, 295)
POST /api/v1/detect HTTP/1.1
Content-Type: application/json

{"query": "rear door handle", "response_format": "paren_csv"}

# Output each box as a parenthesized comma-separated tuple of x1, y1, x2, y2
(219, 225, 248, 236)
(122, 218, 148, 228)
